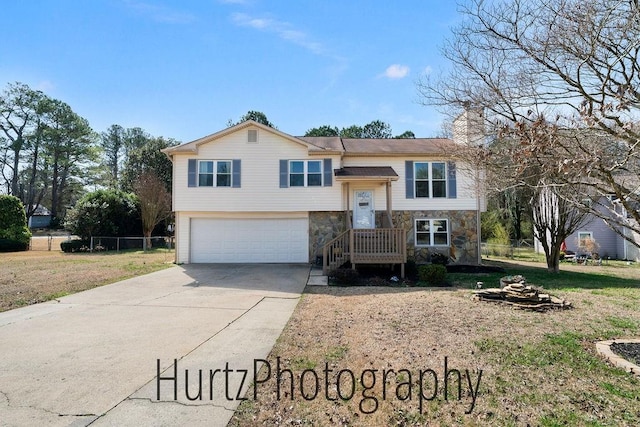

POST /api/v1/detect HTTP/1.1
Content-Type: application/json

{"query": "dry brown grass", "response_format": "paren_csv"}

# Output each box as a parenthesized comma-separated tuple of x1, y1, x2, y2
(231, 261, 640, 426)
(0, 249, 175, 312)
(29, 235, 72, 251)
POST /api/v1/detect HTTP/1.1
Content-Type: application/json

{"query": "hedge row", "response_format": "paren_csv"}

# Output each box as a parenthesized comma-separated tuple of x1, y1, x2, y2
(0, 195, 31, 253)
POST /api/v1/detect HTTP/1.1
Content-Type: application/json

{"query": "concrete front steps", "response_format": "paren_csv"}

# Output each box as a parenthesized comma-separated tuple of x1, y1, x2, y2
(306, 266, 328, 286)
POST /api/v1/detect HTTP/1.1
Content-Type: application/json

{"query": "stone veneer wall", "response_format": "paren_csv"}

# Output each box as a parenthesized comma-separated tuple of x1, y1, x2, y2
(308, 212, 347, 263)
(309, 210, 479, 265)
(391, 210, 479, 264)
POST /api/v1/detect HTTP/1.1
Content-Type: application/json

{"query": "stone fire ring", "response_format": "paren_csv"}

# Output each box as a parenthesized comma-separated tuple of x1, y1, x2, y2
(595, 339, 640, 377)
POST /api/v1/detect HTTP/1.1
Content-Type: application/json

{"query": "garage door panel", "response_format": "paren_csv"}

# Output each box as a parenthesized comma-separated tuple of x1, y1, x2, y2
(190, 218, 308, 263)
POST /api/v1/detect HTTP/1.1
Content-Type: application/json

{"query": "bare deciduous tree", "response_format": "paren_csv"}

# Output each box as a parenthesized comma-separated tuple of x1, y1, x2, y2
(419, 0, 640, 269)
(133, 172, 171, 248)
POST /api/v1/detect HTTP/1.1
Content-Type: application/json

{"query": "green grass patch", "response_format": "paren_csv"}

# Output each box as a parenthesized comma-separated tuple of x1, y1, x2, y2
(291, 357, 317, 370)
(592, 288, 640, 299)
(476, 332, 610, 373)
(605, 316, 639, 331)
(450, 260, 640, 291)
(538, 410, 598, 427)
(45, 291, 70, 300)
(325, 345, 348, 362)
(600, 382, 638, 399)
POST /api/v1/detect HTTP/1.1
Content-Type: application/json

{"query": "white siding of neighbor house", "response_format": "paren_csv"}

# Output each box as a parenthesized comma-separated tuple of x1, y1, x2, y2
(341, 156, 484, 212)
(625, 229, 640, 261)
(172, 127, 342, 213)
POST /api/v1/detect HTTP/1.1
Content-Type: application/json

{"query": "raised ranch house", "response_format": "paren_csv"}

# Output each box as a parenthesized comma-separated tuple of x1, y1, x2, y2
(162, 113, 485, 276)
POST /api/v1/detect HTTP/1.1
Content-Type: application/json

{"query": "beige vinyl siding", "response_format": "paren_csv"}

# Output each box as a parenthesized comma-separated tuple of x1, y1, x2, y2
(341, 157, 483, 211)
(175, 210, 185, 264)
(172, 129, 341, 212)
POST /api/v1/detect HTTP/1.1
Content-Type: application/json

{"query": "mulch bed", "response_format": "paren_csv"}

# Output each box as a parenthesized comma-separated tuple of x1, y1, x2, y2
(611, 342, 640, 365)
(446, 264, 506, 274)
(330, 263, 506, 286)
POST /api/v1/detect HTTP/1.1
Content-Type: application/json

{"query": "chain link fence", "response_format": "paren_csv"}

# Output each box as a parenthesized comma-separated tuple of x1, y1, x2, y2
(30, 234, 175, 253)
(89, 236, 175, 252)
(30, 234, 74, 251)
(481, 240, 536, 259)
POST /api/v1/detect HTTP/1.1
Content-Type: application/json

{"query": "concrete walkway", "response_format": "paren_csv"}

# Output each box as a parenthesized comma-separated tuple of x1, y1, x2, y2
(0, 264, 309, 426)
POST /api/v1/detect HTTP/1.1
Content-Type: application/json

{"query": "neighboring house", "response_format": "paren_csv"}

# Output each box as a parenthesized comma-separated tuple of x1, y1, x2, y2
(534, 196, 640, 261)
(564, 197, 640, 261)
(27, 205, 52, 228)
(162, 114, 485, 273)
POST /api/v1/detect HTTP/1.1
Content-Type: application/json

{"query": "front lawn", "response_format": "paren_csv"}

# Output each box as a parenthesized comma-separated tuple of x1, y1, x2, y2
(230, 259, 640, 426)
(0, 249, 175, 312)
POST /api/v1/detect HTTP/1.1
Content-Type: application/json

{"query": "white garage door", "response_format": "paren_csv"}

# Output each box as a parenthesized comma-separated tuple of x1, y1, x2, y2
(190, 217, 309, 263)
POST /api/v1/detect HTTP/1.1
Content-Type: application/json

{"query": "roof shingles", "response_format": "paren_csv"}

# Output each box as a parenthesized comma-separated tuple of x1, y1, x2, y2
(334, 166, 398, 178)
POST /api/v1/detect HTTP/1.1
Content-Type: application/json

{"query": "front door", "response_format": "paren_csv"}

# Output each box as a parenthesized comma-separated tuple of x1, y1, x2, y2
(354, 190, 375, 229)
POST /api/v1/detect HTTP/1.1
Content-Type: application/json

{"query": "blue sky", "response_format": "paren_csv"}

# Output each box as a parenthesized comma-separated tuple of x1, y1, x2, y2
(1, 1, 461, 143)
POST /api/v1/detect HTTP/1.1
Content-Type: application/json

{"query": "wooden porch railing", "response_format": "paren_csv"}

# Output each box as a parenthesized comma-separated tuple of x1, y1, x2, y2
(322, 228, 407, 277)
(323, 230, 351, 274)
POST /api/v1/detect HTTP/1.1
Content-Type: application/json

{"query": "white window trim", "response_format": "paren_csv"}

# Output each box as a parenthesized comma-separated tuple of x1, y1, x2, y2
(414, 162, 447, 198)
(289, 160, 323, 187)
(415, 218, 450, 247)
(577, 231, 593, 243)
(197, 160, 232, 187)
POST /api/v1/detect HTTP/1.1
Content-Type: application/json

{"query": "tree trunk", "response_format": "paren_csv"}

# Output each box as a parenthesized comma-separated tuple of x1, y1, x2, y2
(11, 143, 20, 197)
(50, 149, 60, 218)
(144, 231, 152, 249)
(56, 160, 70, 219)
(546, 244, 561, 273)
(513, 199, 523, 241)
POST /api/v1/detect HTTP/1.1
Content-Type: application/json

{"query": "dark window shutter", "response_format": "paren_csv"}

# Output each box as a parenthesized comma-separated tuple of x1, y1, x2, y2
(447, 161, 457, 199)
(405, 161, 414, 199)
(279, 160, 288, 188)
(323, 158, 332, 187)
(188, 159, 197, 187)
(232, 159, 241, 188)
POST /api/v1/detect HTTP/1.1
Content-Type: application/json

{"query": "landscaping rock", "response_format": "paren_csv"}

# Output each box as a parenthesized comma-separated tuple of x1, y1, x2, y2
(472, 275, 572, 311)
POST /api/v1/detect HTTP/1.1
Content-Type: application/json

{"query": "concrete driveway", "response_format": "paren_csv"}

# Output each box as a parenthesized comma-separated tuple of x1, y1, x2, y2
(0, 264, 309, 426)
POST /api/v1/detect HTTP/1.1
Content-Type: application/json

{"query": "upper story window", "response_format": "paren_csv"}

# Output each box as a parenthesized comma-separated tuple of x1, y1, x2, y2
(414, 162, 446, 198)
(289, 160, 322, 187)
(198, 160, 231, 187)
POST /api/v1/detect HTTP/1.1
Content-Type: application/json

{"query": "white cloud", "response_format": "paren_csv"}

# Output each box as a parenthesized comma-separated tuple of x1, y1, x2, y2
(232, 13, 271, 29)
(231, 13, 325, 55)
(124, 1, 196, 24)
(383, 64, 410, 79)
(423, 65, 433, 75)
